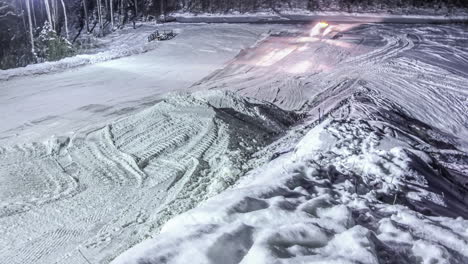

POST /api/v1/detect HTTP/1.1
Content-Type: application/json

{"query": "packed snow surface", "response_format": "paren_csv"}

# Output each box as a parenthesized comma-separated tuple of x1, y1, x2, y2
(1, 18, 468, 264)
(195, 23, 468, 149)
(0, 23, 285, 146)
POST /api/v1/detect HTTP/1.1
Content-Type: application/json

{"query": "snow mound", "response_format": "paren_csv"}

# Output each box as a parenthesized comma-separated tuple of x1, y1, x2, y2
(112, 88, 468, 264)
(0, 91, 296, 263)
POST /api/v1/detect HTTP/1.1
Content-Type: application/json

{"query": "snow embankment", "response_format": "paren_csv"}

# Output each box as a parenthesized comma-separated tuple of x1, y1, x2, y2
(113, 88, 468, 264)
(195, 23, 468, 150)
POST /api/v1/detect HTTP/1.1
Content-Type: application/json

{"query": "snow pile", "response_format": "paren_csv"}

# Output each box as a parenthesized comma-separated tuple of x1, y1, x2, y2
(112, 90, 468, 264)
(0, 91, 296, 263)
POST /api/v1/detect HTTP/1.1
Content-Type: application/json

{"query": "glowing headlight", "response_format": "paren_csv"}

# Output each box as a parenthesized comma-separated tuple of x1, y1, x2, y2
(318, 21, 329, 28)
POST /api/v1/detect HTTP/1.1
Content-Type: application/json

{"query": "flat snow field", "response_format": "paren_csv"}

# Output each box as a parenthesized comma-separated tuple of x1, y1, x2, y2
(1, 18, 468, 264)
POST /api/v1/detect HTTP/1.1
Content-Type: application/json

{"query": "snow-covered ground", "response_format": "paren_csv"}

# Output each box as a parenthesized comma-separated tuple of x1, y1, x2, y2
(0, 23, 273, 81)
(0, 22, 299, 264)
(0, 23, 287, 146)
(114, 114, 468, 264)
(1, 17, 468, 264)
(113, 21, 468, 264)
(195, 23, 468, 149)
(0, 90, 296, 263)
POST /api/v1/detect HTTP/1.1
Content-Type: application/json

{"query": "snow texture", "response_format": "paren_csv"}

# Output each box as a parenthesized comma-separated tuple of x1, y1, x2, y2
(0, 23, 280, 81)
(0, 91, 295, 263)
(113, 117, 468, 264)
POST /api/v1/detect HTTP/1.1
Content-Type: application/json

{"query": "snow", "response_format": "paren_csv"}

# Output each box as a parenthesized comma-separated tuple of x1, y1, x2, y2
(112, 20, 468, 264)
(2, 17, 468, 264)
(0, 23, 286, 146)
(195, 22, 468, 150)
(0, 90, 295, 263)
(113, 96, 468, 264)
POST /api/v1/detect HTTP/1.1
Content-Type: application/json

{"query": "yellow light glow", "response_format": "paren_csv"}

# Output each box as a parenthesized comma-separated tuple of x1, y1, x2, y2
(310, 21, 329, 37)
(318, 21, 329, 28)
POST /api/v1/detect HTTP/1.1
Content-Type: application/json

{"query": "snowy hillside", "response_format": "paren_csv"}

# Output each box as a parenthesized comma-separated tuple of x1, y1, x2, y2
(1, 15, 468, 264)
(113, 22, 468, 264)
(114, 111, 468, 264)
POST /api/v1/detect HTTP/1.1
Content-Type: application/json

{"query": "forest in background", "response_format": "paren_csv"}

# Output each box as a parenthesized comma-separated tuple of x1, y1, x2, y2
(1, 0, 468, 70)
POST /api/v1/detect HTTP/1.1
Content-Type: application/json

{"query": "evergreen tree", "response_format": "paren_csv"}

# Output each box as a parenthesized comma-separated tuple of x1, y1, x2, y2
(35, 21, 75, 62)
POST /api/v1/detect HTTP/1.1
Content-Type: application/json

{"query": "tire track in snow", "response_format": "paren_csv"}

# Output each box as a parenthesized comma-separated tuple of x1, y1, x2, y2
(0, 146, 79, 217)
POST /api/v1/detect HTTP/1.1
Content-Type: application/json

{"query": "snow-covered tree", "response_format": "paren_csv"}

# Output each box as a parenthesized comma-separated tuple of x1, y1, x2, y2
(35, 21, 74, 61)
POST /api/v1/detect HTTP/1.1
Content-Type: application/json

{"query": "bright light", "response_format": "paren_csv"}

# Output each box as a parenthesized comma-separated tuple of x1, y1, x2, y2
(310, 21, 329, 37)
(318, 21, 329, 28)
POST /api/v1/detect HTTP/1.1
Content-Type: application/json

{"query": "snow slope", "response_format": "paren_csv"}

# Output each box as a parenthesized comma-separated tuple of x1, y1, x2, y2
(113, 22, 468, 264)
(195, 23, 468, 149)
(0, 91, 296, 264)
(113, 106, 468, 263)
